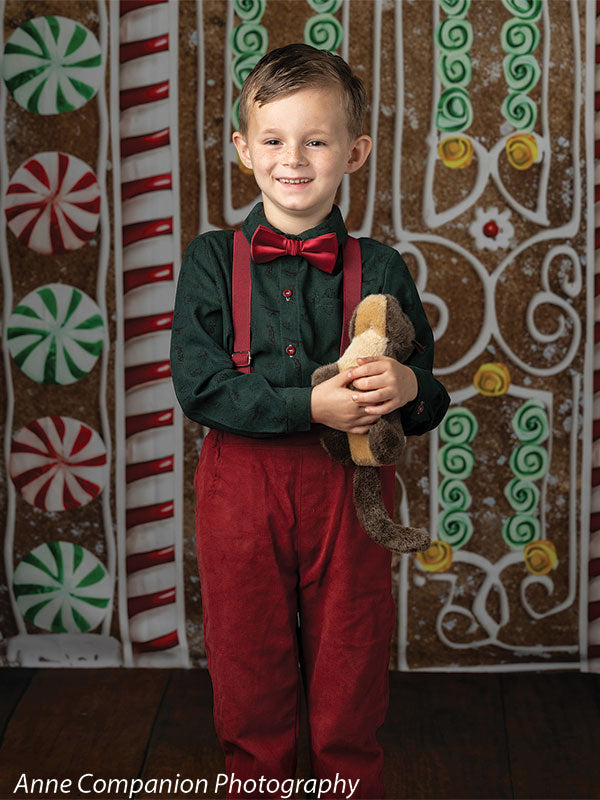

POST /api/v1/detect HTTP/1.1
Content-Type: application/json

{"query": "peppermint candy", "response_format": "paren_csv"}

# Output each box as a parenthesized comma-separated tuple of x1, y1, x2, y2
(13, 541, 111, 633)
(7, 283, 105, 385)
(5, 152, 100, 255)
(3, 16, 102, 114)
(10, 416, 107, 511)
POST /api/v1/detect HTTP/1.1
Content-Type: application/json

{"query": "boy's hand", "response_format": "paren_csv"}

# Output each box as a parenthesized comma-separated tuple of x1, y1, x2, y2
(309, 357, 417, 435)
(348, 356, 418, 415)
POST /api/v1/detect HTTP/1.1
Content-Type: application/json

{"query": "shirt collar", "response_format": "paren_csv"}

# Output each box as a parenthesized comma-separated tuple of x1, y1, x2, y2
(241, 201, 348, 254)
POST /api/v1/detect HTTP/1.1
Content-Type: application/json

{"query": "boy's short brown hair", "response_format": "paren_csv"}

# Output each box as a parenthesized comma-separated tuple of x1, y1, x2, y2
(237, 43, 368, 141)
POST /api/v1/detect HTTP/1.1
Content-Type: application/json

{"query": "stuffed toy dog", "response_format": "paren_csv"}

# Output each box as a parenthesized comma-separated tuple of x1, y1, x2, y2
(311, 294, 432, 554)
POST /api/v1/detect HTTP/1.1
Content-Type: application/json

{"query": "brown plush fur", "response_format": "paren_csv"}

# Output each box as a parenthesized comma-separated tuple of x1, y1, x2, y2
(311, 294, 431, 554)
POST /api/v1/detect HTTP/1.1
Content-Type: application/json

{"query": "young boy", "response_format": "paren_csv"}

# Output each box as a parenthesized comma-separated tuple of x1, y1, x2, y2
(171, 43, 450, 800)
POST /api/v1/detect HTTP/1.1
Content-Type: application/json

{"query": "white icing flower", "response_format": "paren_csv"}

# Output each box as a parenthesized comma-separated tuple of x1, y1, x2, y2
(468, 206, 514, 251)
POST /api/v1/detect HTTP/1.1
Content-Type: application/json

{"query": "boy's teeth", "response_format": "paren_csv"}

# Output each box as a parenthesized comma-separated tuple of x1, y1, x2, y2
(279, 178, 310, 184)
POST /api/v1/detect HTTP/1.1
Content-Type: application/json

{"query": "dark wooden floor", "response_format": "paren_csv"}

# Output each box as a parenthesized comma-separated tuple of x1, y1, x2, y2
(0, 668, 599, 800)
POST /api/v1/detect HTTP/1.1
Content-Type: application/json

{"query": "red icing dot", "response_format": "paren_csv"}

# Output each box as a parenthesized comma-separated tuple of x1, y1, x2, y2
(483, 220, 499, 239)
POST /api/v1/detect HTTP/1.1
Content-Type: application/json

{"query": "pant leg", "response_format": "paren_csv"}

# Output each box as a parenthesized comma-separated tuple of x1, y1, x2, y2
(194, 429, 302, 798)
(297, 454, 396, 800)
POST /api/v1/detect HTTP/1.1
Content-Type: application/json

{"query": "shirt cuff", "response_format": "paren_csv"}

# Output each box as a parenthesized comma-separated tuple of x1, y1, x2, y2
(399, 365, 432, 433)
(285, 386, 313, 433)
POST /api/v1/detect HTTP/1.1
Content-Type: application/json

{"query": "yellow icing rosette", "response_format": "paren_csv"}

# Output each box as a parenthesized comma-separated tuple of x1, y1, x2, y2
(506, 133, 539, 171)
(416, 539, 453, 572)
(523, 540, 558, 575)
(438, 136, 474, 169)
(473, 362, 511, 396)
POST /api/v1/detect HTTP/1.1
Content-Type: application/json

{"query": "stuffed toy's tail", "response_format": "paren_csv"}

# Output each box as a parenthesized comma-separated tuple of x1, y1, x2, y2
(353, 466, 431, 554)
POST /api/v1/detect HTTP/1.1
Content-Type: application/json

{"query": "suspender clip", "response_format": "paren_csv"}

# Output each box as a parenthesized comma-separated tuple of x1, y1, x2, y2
(232, 350, 252, 368)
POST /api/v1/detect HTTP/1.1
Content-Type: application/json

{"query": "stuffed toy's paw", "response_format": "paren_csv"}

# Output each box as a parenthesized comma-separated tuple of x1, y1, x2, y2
(311, 293, 431, 554)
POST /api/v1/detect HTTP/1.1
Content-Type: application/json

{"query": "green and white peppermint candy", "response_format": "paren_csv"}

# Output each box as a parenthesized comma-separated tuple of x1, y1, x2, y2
(3, 16, 102, 114)
(13, 541, 111, 633)
(7, 283, 105, 385)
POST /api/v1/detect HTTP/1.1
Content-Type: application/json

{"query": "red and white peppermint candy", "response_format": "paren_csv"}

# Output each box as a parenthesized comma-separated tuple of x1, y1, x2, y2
(5, 152, 100, 255)
(10, 416, 107, 511)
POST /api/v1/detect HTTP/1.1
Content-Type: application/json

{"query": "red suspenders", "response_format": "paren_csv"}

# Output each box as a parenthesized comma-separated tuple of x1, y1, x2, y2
(231, 229, 362, 374)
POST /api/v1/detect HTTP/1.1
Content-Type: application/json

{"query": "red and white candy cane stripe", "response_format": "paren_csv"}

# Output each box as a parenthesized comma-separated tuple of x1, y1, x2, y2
(590, 2, 600, 671)
(115, 0, 186, 665)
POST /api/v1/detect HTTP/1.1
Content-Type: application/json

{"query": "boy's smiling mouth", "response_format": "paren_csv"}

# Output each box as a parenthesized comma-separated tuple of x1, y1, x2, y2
(277, 177, 313, 184)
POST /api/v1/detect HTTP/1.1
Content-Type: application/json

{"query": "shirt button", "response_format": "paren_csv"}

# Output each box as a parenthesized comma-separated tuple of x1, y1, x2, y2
(285, 344, 296, 356)
(417, 401, 425, 415)
(282, 288, 293, 301)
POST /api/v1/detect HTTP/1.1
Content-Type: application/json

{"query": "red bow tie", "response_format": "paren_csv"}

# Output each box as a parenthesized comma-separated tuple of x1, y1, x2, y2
(250, 225, 338, 273)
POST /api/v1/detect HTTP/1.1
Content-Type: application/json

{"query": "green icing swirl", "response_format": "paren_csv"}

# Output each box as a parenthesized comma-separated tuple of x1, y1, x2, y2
(440, 478, 471, 509)
(440, 406, 478, 444)
(501, 19, 540, 55)
(230, 23, 267, 56)
(231, 51, 262, 90)
(307, 0, 342, 13)
(503, 53, 540, 93)
(304, 14, 343, 51)
(504, 477, 540, 513)
(509, 443, 548, 481)
(436, 87, 473, 133)
(439, 509, 473, 548)
(438, 52, 472, 88)
(435, 18, 473, 54)
(233, 0, 266, 22)
(512, 399, 548, 444)
(438, 443, 475, 480)
(501, 91, 537, 131)
(501, 514, 540, 549)
(501, 0, 542, 22)
(440, 0, 471, 17)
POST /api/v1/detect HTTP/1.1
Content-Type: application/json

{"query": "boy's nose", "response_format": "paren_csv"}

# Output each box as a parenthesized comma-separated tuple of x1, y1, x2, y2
(283, 146, 306, 166)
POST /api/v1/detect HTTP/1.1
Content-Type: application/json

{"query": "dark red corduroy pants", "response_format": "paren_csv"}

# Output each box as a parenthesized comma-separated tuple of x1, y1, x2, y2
(194, 426, 396, 800)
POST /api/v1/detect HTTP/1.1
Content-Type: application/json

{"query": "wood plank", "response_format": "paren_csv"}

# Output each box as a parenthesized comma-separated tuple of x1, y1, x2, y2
(139, 668, 225, 797)
(0, 667, 169, 800)
(380, 672, 512, 799)
(140, 668, 313, 799)
(0, 669, 36, 746)
(503, 671, 600, 800)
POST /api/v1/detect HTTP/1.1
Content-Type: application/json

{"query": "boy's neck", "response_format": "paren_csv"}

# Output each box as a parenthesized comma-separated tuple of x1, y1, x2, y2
(262, 199, 335, 236)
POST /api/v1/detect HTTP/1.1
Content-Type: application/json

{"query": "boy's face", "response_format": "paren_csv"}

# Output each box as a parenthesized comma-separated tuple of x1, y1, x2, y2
(232, 85, 372, 234)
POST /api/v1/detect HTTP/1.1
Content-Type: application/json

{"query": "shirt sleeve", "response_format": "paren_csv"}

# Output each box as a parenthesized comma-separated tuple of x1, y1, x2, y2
(382, 248, 451, 436)
(170, 234, 313, 438)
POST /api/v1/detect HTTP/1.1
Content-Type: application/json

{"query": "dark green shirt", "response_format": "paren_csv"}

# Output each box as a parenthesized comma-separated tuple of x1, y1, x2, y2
(170, 202, 450, 439)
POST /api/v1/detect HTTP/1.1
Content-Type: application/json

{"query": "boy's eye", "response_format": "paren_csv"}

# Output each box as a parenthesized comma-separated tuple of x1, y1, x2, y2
(308, 140, 325, 146)
(265, 139, 280, 145)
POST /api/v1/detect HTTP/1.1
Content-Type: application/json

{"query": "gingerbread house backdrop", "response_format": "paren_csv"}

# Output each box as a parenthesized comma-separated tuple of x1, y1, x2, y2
(0, 0, 596, 672)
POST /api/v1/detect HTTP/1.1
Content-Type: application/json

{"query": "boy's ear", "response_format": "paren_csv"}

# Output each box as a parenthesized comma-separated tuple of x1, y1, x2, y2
(345, 134, 373, 174)
(232, 131, 252, 170)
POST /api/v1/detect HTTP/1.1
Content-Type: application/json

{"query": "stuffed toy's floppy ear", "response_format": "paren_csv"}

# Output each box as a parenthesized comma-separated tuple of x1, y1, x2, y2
(311, 293, 431, 554)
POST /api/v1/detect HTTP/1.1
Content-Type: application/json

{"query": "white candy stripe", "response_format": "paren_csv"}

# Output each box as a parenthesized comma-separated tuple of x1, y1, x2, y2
(126, 521, 176, 555)
(120, 99, 170, 139)
(125, 427, 175, 465)
(123, 281, 175, 318)
(122, 190, 174, 225)
(119, 5, 169, 44)
(127, 472, 175, 508)
(121, 147, 171, 183)
(120, 51, 170, 90)
(124, 331, 171, 367)
(128, 562, 177, 597)
(123, 235, 173, 269)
